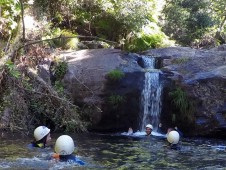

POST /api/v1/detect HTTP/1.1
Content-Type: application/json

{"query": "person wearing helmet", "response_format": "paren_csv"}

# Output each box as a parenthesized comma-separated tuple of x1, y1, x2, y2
(52, 135, 85, 165)
(145, 124, 153, 136)
(174, 126, 183, 137)
(29, 126, 51, 148)
(166, 129, 181, 150)
(127, 127, 133, 135)
(157, 123, 164, 134)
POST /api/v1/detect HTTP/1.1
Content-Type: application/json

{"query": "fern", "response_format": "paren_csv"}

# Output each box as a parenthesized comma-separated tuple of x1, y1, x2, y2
(169, 87, 195, 122)
(108, 94, 125, 109)
(107, 69, 125, 81)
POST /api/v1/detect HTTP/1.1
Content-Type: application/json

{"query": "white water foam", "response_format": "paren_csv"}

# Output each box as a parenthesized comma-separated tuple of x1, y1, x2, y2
(140, 56, 162, 131)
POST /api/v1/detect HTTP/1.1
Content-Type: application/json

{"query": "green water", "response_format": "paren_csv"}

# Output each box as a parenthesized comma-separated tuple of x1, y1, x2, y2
(0, 133, 226, 169)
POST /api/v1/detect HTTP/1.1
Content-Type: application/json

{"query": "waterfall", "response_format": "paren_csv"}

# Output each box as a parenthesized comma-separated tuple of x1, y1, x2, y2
(140, 56, 162, 132)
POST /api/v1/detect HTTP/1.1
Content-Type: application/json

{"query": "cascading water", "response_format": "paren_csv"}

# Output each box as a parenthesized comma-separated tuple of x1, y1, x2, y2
(140, 56, 162, 132)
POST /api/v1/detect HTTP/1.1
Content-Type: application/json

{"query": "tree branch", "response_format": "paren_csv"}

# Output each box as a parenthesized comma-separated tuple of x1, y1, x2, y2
(19, 0, 25, 42)
(18, 35, 117, 50)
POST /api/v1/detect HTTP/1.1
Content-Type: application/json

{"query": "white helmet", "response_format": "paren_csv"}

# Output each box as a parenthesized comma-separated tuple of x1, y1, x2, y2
(55, 135, 75, 155)
(34, 126, 50, 141)
(146, 124, 153, 130)
(167, 130, 180, 144)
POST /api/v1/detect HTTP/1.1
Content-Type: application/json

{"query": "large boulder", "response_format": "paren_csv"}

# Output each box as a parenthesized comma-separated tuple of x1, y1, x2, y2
(53, 45, 226, 137)
(62, 49, 144, 132)
(145, 45, 226, 137)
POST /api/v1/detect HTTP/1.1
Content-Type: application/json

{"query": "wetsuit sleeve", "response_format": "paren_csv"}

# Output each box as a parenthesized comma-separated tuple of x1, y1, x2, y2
(176, 128, 183, 137)
(75, 157, 86, 165)
(70, 155, 86, 165)
(27, 143, 35, 149)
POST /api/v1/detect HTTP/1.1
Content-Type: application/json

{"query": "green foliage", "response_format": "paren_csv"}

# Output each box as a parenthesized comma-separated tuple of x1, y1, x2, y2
(169, 88, 188, 113)
(54, 60, 68, 80)
(172, 57, 191, 64)
(54, 81, 64, 94)
(169, 87, 195, 122)
(162, 0, 215, 45)
(210, 0, 226, 27)
(29, 98, 46, 114)
(43, 29, 79, 49)
(108, 94, 125, 109)
(52, 59, 68, 94)
(123, 21, 174, 52)
(107, 69, 125, 81)
(32, 0, 226, 48)
(0, 0, 20, 40)
(0, 72, 87, 133)
(34, 0, 163, 48)
(93, 13, 124, 41)
(0, 57, 86, 133)
(0, 49, 5, 58)
(107, 0, 156, 32)
(5, 60, 21, 78)
(124, 33, 164, 52)
(22, 77, 32, 90)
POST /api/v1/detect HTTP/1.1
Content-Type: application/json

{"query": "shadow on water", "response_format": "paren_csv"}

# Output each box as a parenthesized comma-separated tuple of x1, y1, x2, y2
(0, 132, 226, 169)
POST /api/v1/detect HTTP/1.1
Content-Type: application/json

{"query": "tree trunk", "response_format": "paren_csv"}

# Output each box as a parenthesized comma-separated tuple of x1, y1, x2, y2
(19, 0, 26, 42)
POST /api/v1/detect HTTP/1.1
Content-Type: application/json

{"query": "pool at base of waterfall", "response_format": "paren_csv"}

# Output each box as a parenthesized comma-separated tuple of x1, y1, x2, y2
(0, 133, 226, 169)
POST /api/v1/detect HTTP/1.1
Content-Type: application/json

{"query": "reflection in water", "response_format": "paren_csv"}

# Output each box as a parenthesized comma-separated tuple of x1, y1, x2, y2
(0, 133, 226, 169)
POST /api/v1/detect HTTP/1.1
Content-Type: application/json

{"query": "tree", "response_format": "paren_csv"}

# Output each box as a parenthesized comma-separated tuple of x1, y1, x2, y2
(0, 0, 21, 42)
(210, 0, 226, 44)
(33, 0, 158, 43)
(162, 0, 214, 46)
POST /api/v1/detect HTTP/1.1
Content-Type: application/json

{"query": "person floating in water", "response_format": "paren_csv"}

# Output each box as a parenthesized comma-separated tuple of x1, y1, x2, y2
(157, 123, 164, 134)
(127, 127, 133, 135)
(145, 124, 153, 136)
(174, 126, 183, 137)
(166, 129, 180, 150)
(52, 135, 85, 165)
(29, 126, 51, 148)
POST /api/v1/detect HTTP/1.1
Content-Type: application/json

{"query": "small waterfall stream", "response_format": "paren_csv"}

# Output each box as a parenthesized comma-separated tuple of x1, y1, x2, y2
(140, 56, 162, 131)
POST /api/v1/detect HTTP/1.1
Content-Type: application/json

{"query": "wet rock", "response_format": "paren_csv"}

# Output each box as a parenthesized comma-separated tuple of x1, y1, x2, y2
(62, 49, 144, 132)
(145, 45, 226, 137)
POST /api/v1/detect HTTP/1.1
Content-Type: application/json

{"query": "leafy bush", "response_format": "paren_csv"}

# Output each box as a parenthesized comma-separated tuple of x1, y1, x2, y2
(5, 60, 21, 78)
(34, 0, 167, 49)
(0, 66, 87, 133)
(54, 80, 64, 94)
(54, 30, 79, 49)
(124, 33, 164, 52)
(169, 88, 189, 113)
(162, 0, 214, 46)
(53, 60, 68, 94)
(0, 50, 5, 58)
(108, 94, 125, 109)
(124, 22, 174, 52)
(107, 69, 125, 81)
(172, 57, 191, 64)
(54, 60, 68, 80)
(0, 0, 20, 40)
(169, 87, 195, 122)
(43, 29, 79, 49)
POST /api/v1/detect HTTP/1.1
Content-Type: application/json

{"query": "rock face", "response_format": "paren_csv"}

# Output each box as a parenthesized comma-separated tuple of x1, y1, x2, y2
(59, 45, 226, 137)
(62, 49, 145, 132)
(145, 45, 226, 137)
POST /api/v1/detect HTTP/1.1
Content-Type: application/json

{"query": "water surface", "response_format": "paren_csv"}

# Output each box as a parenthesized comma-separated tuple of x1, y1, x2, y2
(0, 133, 225, 169)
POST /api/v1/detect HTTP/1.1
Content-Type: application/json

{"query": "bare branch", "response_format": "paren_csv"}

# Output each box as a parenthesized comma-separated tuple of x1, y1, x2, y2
(18, 35, 117, 50)
(19, 0, 26, 42)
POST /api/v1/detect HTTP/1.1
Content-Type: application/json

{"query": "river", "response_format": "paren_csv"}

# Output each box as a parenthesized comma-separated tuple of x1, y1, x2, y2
(0, 132, 226, 169)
